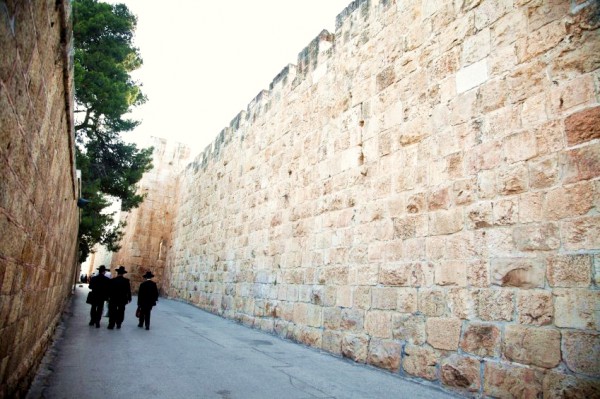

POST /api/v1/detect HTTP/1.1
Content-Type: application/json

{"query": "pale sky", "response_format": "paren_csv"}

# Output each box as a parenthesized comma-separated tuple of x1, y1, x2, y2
(106, 1, 353, 155)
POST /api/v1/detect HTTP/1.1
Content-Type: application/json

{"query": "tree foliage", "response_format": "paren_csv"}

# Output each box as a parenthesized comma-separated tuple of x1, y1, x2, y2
(74, 0, 153, 262)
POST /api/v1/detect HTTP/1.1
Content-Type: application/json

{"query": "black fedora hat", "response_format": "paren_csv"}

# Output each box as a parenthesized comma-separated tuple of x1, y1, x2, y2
(97, 265, 107, 272)
(115, 266, 127, 274)
(142, 271, 154, 279)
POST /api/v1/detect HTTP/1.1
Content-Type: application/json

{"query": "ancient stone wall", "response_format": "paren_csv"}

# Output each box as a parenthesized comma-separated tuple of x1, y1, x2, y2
(0, 0, 79, 397)
(160, 0, 600, 396)
(110, 137, 190, 293)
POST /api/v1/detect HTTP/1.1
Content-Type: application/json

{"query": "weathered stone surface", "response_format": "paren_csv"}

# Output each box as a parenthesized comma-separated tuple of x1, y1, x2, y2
(517, 290, 553, 326)
(364, 310, 393, 339)
(341, 333, 369, 363)
(562, 331, 600, 377)
(503, 325, 561, 368)
(475, 289, 514, 321)
(484, 361, 544, 399)
(547, 254, 592, 288)
(561, 144, 600, 185)
(460, 322, 501, 358)
(440, 355, 481, 392)
(554, 289, 600, 330)
(565, 106, 600, 146)
(392, 313, 426, 345)
(491, 258, 544, 288)
(543, 370, 600, 399)
(426, 317, 462, 350)
(402, 345, 439, 381)
(418, 289, 447, 317)
(367, 339, 401, 372)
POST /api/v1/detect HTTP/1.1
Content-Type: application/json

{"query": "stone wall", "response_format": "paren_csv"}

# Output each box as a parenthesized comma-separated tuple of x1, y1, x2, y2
(157, 0, 599, 396)
(0, 0, 79, 398)
(110, 137, 190, 293)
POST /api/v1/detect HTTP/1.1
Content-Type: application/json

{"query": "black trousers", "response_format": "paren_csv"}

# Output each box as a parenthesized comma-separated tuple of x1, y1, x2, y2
(108, 302, 127, 327)
(138, 305, 153, 328)
(90, 301, 105, 324)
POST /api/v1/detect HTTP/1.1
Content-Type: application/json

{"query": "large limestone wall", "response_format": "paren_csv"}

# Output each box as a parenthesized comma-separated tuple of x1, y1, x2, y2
(163, 0, 599, 396)
(0, 0, 79, 397)
(110, 137, 190, 293)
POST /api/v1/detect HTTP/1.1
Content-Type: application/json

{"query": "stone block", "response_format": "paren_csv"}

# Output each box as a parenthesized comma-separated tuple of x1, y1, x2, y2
(426, 317, 462, 350)
(554, 288, 599, 329)
(503, 325, 561, 368)
(496, 163, 528, 196)
(341, 333, 369, 363)
(460, 322, 501, 358)
(418, 289, 446, 317)
(545, 182, 594, 221)
(561, 143, 600, 185)
(321, 330, 342, 355)
(448, 288, 476, 319)
(402, 344, 439, 381)
(434, 260, 467, 286)
(456, 58, 488, 93)
(562, 331, 600, 377)
(561, 215, 600, 251)
(514, 223, 560, 251)
(484, 361, 544, 399)
(392, 313, 426, 345)
(517, 290, 553, 326)
(528, 157, 559, 190)
(378, 263, 411, 286)
(352, 286, 371, 310)
(543, 370, 600, 399)
(367, 339, 401, 372)
(396, 288, 417, 313)
(440, 355, 481, 392)
(547, 254, 592, 287)
(323, 307, 342, 330)
(371, 287, 397, 310)
(466, 201, 493, 229)
(475, 289, 514, 321)
(365, 310, 393, 339)
(565, 106, 600, 146)
(490, 258, 545, 288)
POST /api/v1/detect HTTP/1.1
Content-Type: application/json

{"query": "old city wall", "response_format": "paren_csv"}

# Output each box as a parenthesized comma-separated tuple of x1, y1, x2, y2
(161, 0, 599, 397)
(0, 1, 79, 398)
(110, 137, 190, 293)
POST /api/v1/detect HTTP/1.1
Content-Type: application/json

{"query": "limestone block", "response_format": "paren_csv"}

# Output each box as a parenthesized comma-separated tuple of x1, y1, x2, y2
(296, 326, 322, 348)
(365, 310, 393, 339)
(562, 331, 600, 377)
(466, 201, 493, 229)
(561, 215, 600, 251)
(554, 288, 599, 330)
(402, 344, 439, 381)
(371, 287, 397, 310)
(429, 208, 464, 235)
(484, 361, 544, 399)
(545, 182, 594, 221)
(397, 288, 417, 313)
(475, 288, 514, 321)
(550, 75, 595, 116)
(513, 223, 560, 251)
(392, 313, 426, 345)
(547, 254, 592, 288)
(517, 290, 553, 326)
(341, 333, 369, 363)
(323, 307, 342, 330)
(340, 308, 364, 331)
(491, 258, 544, 288)
(367, 339, 401, 372)
(352, 286, 371, 310)
(434, 260, 467, 286)
(440, 355, 481, 392)
(456, 58, 488, 93)
(419, 289, 447, 317)
(528, 157, 559, 190)
(426, 317, 462, 350)
(321, 330, 342, 355)
(378, 263, 411, 286)
(565, 106, 600, 146)
(496, 163, 528, 196)
(460, 322, 501, 358)
(503, 325, 561, 368)
(561, 144, 600, 185)
(448, 288, 476, 319)
(543, 370, 600, 399)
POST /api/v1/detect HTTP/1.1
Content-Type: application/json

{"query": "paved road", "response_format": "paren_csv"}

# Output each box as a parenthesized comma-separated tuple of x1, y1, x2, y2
(27, 285, 458, 399)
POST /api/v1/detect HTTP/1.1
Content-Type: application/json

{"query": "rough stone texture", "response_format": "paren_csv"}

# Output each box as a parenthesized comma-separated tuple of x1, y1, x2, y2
(460, 323, 501, 358)
(562, 331, 600, 377)
(110, 138, 191, 293)
(0, 1, 78, 397)
(440, 355, 481, 392)
(110, 0, 600, 395)
(503, 325, 561, 369)
(367, 339, 401, 372)
(543, 371, 600, 399)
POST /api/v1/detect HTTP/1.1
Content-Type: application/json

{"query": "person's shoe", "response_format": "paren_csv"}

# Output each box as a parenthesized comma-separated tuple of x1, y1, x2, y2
(89, 320, 94, 326)
(145, 326, 149, 330)
(138, 324, 143, 328)
(116, 324, 121, 329)
(107, 325, 114, 330)
(95, 322, 100, 328)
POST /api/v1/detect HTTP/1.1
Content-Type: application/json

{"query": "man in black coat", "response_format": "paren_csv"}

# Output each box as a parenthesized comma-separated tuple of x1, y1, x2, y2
(107, 265, 132, 329)
(88, 265, 110, 328)
(137, 271, 159, 330)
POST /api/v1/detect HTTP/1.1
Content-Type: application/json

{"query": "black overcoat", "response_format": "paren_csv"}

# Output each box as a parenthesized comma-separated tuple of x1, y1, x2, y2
(138, 280, 159, 307)
(89, 274, 110, 303)
(109, 276, 132, 305)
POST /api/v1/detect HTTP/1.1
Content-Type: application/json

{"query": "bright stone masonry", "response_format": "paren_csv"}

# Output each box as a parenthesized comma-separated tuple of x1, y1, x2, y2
(114, 0, 600, 397)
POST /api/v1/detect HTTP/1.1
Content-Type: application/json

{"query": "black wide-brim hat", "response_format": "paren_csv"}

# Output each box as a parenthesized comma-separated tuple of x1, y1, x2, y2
(115, 266, 127, 274)
(142, 271, 154, 279)
(97, 265, 107, 272)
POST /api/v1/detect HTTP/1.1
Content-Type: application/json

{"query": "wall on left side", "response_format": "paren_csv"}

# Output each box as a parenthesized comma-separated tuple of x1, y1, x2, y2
(0, 1, 79, 398)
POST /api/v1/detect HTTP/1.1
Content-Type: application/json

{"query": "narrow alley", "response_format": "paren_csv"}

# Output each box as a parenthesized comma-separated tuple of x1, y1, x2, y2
(26, 286, 457, 399)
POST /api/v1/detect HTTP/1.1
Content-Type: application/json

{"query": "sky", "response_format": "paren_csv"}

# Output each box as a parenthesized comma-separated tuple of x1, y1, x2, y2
(106, 0, 353, 155)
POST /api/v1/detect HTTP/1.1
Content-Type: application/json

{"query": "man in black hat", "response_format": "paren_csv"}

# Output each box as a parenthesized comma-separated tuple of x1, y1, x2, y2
(137, 271, 159, 330)
(107, 266, 132, 329)
(88, 265, 110, 328)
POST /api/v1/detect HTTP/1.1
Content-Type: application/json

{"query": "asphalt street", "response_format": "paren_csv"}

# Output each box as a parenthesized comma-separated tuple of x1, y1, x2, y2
(26, 285, 458, 399)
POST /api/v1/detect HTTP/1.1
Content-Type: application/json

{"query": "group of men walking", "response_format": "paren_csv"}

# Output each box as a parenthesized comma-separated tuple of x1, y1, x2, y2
(87, 265, 159, 330)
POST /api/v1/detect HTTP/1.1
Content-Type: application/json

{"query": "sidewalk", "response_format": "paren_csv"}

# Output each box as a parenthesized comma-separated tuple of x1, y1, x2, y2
(27, 285, 459, 399)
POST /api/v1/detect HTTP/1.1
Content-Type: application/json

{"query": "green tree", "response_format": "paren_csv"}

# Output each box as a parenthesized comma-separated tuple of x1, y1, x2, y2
(74, 0, 153, 262)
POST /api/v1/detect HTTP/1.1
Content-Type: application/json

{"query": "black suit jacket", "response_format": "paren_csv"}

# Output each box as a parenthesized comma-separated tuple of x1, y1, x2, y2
(138, 280, 159, 307)
(109, 276, 132, 305)
(89, 274, 110, 302)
